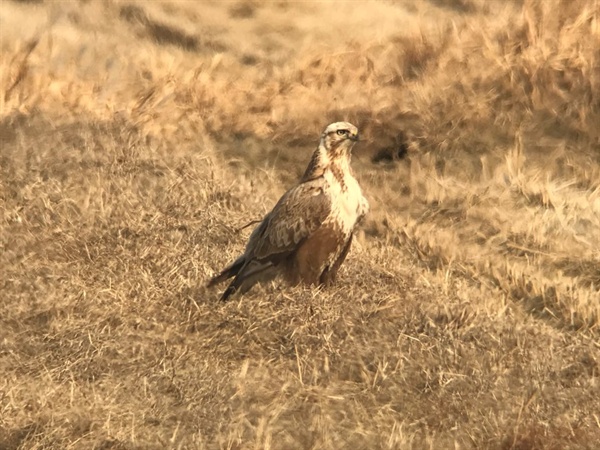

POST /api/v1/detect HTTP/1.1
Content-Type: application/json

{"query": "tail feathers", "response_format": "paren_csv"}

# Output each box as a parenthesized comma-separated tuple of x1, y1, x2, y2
(207, 257, 245, 288)
(220, 260, 278, 301)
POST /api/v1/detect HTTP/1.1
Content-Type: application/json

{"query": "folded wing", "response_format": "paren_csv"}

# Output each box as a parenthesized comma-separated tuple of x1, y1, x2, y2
(209, 179, 332, 300)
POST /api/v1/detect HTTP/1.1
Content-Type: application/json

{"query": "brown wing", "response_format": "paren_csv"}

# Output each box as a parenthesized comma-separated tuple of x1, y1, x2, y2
(209, 179, 331, 301)
(248, 179, 331, 261)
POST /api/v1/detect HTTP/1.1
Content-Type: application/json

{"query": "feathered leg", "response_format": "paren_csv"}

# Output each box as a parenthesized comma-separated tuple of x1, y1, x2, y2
(287, 227, 343, 285)
(319, 234, 352, 286)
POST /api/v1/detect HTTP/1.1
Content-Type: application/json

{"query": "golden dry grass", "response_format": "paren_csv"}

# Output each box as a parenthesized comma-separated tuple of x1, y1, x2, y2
(1, 0, 599, 448)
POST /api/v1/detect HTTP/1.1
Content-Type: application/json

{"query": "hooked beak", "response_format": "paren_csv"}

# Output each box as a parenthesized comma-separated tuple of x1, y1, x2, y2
(349, 131, 359, 142)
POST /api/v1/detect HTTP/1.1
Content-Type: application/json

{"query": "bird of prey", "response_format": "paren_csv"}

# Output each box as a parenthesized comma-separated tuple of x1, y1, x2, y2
(207, 121, 369, 301)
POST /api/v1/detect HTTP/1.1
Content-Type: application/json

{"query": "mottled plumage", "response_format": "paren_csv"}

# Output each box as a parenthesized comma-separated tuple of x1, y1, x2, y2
(207, 122, 369, 301)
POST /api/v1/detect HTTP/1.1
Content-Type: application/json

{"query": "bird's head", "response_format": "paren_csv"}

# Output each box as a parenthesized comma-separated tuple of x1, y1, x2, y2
(319, 121, 359, 158)
(301, 122, 360, 181)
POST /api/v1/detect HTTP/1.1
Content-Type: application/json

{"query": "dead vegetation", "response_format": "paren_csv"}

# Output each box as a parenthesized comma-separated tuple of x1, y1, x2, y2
(1, 0, 599, 448)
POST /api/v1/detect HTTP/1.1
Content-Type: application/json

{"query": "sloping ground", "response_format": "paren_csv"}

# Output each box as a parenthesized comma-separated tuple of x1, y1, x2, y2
(1, 0, 599, 449)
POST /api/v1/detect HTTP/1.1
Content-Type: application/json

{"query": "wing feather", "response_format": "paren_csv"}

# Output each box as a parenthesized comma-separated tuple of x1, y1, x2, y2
(209, 178, 331, 301)
(249, 179, 331, 260)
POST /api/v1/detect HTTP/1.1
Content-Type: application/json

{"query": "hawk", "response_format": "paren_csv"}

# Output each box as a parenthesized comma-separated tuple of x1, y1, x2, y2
(207, 121, 369, 301)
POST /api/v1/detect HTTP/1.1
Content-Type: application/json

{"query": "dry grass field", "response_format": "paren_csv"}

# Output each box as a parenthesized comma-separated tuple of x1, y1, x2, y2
(1, 0, 600, 448)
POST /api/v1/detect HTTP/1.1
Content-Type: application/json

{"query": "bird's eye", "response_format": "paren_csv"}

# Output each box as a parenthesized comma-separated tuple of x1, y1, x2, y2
(336, 129, 348, 136)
